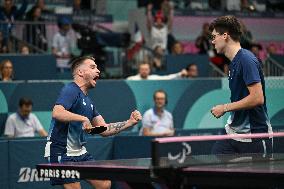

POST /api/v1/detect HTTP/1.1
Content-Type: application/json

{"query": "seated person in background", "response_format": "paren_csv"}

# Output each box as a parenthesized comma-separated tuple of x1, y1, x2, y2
(127, 62, 186, 80)
(152, 45, 165, 71)
(171, 41, 184, 55)
(266, 43, 278, 56)
(20, 44, 30, 55)
(195, 22, 211, 54)
(4, 97, 47, 138)
(0, 59, 13, 81)
(141, 89, 174, 136)
(185, 63, 198, 78)
(0, 31, 9, 53)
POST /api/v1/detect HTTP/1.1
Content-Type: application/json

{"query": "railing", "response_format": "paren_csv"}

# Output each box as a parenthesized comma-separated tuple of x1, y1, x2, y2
(264, 55, 284, 76)
(209, 62, 226, 77)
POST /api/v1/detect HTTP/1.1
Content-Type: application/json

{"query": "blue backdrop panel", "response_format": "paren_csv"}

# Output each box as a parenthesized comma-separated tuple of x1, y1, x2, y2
(8, 82, 64, 112)
(0, 55, 57, 80)
(113, 136, 153, 159)
(0, 140, 8, 189)
(89, 80, 136, 123)
(8, 137, 113, 189)
(86, 136, 114, 160)
(8, 138, 57, 189)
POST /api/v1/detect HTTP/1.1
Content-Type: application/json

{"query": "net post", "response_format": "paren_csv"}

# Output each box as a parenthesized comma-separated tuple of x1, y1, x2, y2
(151, 139, 159, 167)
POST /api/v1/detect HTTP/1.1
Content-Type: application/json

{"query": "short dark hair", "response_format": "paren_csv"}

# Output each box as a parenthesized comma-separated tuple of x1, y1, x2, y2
(19, 97, 33, 107)
(153, 89, 168, 104)
(209, 15, 242, 42)
(70, 56, 95, 73)
(186, 63, 197, 71)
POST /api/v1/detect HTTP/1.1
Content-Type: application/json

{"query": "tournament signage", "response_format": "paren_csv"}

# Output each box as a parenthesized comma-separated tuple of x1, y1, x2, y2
(39, 168, 80, 179)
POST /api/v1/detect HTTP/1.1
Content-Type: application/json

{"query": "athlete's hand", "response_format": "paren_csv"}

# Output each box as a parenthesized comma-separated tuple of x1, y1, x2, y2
(82, 118, 93, 133)
(128, 110, 142, 126)
(211, 104, 225, 118)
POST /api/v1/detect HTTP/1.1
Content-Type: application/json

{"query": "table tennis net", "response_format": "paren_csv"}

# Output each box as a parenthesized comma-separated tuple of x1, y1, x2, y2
(151, 132, 284, 168)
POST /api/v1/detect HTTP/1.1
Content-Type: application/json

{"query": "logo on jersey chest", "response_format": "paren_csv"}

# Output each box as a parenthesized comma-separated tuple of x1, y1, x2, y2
(82, 99, 87, 106)
(82, 99, 94, 110)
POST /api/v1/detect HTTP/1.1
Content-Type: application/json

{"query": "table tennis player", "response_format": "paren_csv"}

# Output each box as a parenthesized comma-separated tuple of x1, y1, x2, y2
(209, 15, 273, 155)
(44, 56, 142, 189)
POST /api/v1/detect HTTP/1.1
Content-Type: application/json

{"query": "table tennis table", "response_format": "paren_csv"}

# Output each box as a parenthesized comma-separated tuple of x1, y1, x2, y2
(37, 133, 284, 188)
(37, 154, 284, 188)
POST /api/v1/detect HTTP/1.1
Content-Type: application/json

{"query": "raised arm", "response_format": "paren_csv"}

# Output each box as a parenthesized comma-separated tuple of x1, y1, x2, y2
(91, 110, 142, 136)
(146, 3, 153, 32)
(167, 3, 174, 32)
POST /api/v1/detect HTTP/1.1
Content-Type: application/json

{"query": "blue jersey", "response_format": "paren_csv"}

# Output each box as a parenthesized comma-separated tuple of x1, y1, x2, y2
(227, 48, 271, 134)
(47, 82, 100, 155)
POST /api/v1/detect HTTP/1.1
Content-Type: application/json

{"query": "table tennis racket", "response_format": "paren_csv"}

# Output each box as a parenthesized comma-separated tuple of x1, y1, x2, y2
(89, 126, 107, 135)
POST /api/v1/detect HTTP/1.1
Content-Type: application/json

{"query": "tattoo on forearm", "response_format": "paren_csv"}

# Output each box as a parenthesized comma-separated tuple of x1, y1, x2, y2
(108, 121, 126, 132)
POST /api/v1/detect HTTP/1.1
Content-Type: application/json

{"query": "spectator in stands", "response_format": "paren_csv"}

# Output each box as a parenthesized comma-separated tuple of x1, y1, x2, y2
(161, 0, 174, 28)
(4, 97, 47, 138)
(0, 0, 28, 42)
(266, 43, 278, 55)
(195, 22, 212, 54)
(73, 0, 83, 14)
(152, 45, 165, 71)
(250, 43, 262, 63)
(185, 63, 199, 78)
(126, 62, 187, 80)
(146, 3, 173, 52)
(0, 31, 9, 53)
(52, 16, 73, 72)
(171, 41, 184, 55)
(35, 0, 52, 14)
(0, 59, 13, 81)
(25, 5, 47, 50)
(240, 20, 253, 50)
(196, 22, 229, 73)
(20, 44, 30, 55)
(141, 89, 174, 136)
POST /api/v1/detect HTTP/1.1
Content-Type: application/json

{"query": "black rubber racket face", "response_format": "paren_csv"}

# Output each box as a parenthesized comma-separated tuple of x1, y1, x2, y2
(89, 126, 107, 135)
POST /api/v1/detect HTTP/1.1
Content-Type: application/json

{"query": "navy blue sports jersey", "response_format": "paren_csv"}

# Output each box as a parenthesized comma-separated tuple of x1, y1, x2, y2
(47, 82, 100, 155)
(226, 48, 272, 135)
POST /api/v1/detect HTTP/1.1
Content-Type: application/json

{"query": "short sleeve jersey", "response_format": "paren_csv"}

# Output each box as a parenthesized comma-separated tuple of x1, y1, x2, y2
(227, 48, 271, 134)
(141, 108, 174, 135)
(4, 112, 43, 137)
(47, 82, 100, 154)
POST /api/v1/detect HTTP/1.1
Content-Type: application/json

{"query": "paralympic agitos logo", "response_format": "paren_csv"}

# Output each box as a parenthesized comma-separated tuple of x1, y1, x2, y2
(18, 167, 49, 183)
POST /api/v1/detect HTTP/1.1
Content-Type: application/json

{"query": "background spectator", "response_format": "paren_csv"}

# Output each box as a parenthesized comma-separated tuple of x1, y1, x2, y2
(4, 97, 47, 138)
(171, 41, 184, 55)
(140, 89, 174, 136)
(0, 0, 28, 42)
(35, 0, 52, 14)
(152, 45, 165, 71)
(52, 16, 73, 72)
(20, 44, 30, 55)
(240, 20, 253, 50)
(127, 62, 186, 80)
(146, 3, 173, 52)
(266, 43, 278, 55)
(0, 30, 9, 53)
(185, 63, 199, 78)
(195, 22, 212, 54)
(25, 5, 47, 50)
(0, 59, 13, 81)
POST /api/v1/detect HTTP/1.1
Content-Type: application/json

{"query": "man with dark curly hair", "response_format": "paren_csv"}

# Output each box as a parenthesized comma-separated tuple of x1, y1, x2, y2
(209, 15, 272, 155)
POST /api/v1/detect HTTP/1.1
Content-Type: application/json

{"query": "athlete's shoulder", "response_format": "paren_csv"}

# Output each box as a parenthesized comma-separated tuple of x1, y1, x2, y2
(61, 82, 80, 93)
(239, 48, 258, 64)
